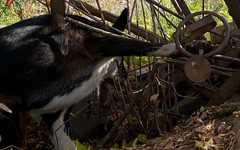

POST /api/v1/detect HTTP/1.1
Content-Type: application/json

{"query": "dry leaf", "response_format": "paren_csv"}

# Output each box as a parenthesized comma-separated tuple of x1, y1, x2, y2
(150, 94, 159, 102)
(205, 138, 217, 149)
(163, 142, 173, 150)
(195, 140, 204, 149)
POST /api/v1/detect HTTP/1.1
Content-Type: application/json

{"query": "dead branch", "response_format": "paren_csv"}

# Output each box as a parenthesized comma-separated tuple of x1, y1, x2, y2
(70, 0, 165, 43)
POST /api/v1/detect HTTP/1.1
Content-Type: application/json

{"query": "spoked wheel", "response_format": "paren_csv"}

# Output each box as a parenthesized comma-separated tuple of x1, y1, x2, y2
(175, 11, 231, 82)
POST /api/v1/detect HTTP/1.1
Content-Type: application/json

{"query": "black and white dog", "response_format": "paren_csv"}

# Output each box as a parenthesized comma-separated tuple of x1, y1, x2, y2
(0, 7, 178, 150)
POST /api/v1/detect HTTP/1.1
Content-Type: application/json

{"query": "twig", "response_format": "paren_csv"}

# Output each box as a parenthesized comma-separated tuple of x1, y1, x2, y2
(145, 0, 184, 19)
(64, 16, 129, 39)
(1, 145, 21, 150)
(45, 0, 50, 13)
(155, 76, 197, 99)
(167, 111, 189, 119)
(213, 54, 240, 64)
(64, 14, 140, 40)
(36, 0, 48, 7)
(116, 76, 127, 108)
(66, 0, 100, 23)
(95, 0, 108, 30)
(95, 93, 141, 150)
(211, 65, 237, 72)
(140, 0, 149, 41)
(152, 6, 169, 42)
(70, 0, 164, 42)
(129, 0, 137, 23)
(150, 3, 157, 43)
(96, 62, 162, 149)
(154, 5, 177, 29)
(193, 83, 216, 92)
(54, 102, 94, 149)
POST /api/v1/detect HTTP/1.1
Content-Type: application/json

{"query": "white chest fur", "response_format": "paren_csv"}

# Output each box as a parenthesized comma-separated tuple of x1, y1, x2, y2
(31, 58, 117, 114)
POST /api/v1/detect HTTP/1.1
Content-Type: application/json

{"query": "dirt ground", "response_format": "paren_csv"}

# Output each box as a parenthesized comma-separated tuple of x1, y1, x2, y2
(19, 96, 240, 150)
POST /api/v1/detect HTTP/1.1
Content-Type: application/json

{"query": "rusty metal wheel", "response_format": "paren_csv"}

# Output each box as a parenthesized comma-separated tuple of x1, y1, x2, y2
(175, 11, 231, 58)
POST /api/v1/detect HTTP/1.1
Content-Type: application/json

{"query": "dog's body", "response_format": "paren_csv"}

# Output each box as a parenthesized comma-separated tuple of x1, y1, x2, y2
(0, 8, 178, 149)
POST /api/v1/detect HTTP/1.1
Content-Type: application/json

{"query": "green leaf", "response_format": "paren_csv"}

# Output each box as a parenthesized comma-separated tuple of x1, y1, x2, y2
(177, 137, 184, 142)
(76, 140, 91, 150)
(132, 116, 137, 121)
(127, 139, 134, 147)
(122, 139, 127, 147)
(116, 101, 122, 107)
(200, 106, 205, 112)
(113, 143, 119, 149)
(169, 32, 175, 42)
(31, 114, 42, 124)
(137, 134, 147, 143)
(227, 126, 232, 130)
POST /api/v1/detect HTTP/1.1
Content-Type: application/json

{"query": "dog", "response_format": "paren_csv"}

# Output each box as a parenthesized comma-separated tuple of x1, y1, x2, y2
(0, 6, 178, 150)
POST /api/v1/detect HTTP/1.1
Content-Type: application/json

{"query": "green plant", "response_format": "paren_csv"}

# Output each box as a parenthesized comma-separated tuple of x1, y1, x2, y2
(0, 0, 21, 26)
(0, 0, 47, 27)
(212, 105, 239, 119)
(75, 140, 91, 150)
(113, 134, 147, 149)
(31, 114, 42, 124)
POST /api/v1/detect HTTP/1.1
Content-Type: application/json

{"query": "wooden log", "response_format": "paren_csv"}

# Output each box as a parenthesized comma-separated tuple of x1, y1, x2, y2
(210, 22, 238, 44)
(208, 69, 240, 106)
(182, 15, 216, 44)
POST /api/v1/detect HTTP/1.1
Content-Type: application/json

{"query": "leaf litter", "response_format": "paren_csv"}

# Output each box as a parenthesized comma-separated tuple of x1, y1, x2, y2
(113, 101, 240, 150)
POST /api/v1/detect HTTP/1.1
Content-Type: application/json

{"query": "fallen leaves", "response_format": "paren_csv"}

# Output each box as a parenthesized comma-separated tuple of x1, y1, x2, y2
(21, 117, 53, 150)
(21, 101, 240, 150)
(233, 111, 240, 118)
(114, 102, 240, 150)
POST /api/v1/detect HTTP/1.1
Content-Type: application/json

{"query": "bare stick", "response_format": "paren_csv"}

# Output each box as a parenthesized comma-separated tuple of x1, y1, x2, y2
(95, 0, 108, 30)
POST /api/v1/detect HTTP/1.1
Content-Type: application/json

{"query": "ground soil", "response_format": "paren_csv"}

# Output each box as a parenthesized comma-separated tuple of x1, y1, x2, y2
(20, 96, 240, 150)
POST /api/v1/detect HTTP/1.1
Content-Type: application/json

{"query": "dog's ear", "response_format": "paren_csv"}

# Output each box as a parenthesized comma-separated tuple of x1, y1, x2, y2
(50, 0, 66, 15)
(112, 8, 128, 32)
